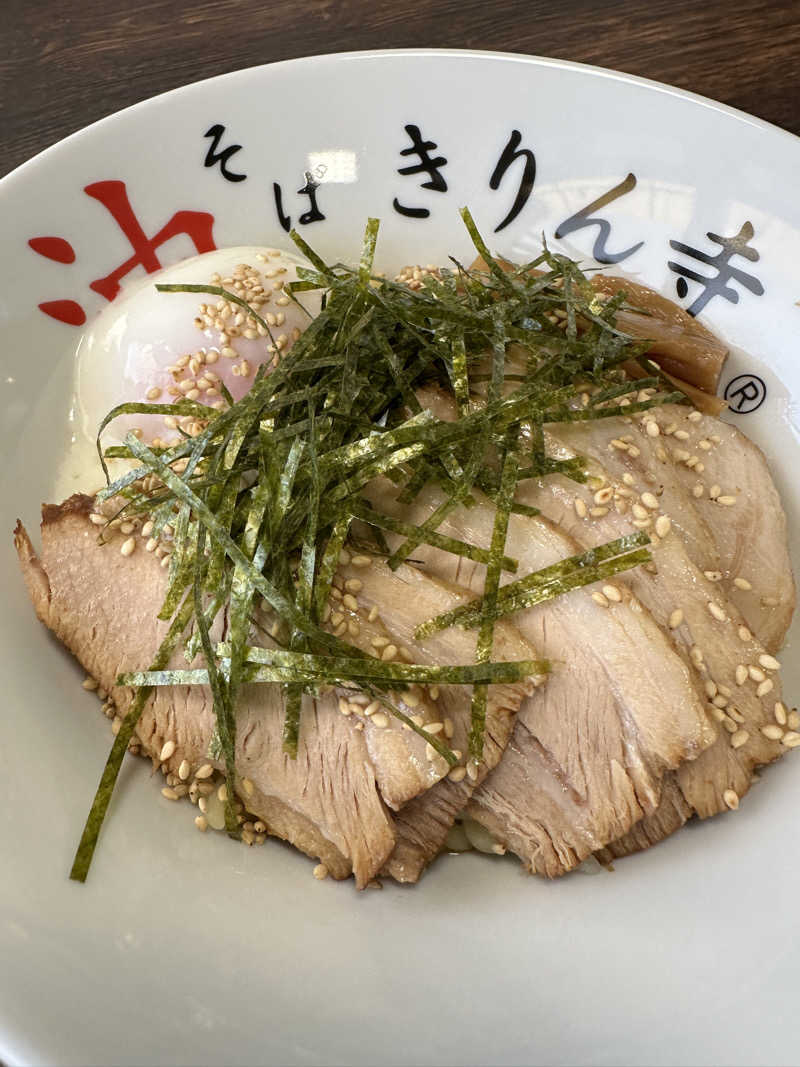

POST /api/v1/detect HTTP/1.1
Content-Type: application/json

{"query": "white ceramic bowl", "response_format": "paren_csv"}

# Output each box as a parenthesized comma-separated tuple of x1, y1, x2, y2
(2, 50, 799, 1067)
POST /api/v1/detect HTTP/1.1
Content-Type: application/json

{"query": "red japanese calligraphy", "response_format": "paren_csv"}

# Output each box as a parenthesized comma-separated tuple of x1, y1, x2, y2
(28, 237, 76, 264)
(28, 180, 218, 327)
(85, 181, 216, 301)
(38, 299, 86, 326)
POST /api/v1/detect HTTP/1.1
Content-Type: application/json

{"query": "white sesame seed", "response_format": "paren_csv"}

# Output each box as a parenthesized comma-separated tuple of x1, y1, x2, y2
(645, 421, 660, 437)
(591, 592, 609, 608)
(338, 697, 352, 716)
(381, 644, 398, 662)
(161, 787, 179, 801)
(159, 740, 176, 761)
(655, 515, 671, 538)
(774, 701, 788, 725)
(757, 679, 774, 698)
(622, 472, 635, 486)
(590, 506, 609, 517)
(789, 711, 800, 731)
(730, 729, 749, 749)
(688, 410, 703, 422)
(370, 635, 389, 649)
(759, 654, 781, 671)
(748, 665, 766, 683)
(707, 601, 726, 622)
(195, 763, 214, 779)
(717, 495, 737, 507)
(467, 760, 479, 782)
(120, 537, 136, 557)
(448, 766, 467, 783)
(602, 585, 622, 603)
(342, 593, 359, 611)
(632, 503, 649, 520)
(782, 732, 800, 748)
(345, 579, 363, 593)
(194, 815, 208, 832)
(668, 609, 684, 629)
(364, 701, 381, 717)
(690, 646, 704, 666)
(594, 487, 613, 505)
(424, 722, 444, 735)
(313, 864, 329, 880)
(351, 554, 372, 567)
(371, 712, 389, 728)
(712, 694, 729, 709)
(640, 491, 659, 510)
(735, 665, 748, 686)
(723, 789, 739, 810)
(704, 680, 718, 699)
(761, 724, 784, 741)
(178, 759, 190, 780)
(738, 625, 752, 642)
(82, 675, 99, 691)
(242, 777, 255, 797)
(574, 498, 587, 518)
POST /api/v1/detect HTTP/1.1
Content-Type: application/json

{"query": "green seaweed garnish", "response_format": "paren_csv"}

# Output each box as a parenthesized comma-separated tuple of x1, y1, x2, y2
(71, 209, 673, 880)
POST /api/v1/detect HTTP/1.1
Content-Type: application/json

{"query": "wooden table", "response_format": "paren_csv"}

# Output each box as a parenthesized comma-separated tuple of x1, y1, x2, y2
(2, 0, 799, 179)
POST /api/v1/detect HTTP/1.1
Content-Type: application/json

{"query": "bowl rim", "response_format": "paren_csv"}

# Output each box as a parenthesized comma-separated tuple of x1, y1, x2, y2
(3, 46, 799, 195)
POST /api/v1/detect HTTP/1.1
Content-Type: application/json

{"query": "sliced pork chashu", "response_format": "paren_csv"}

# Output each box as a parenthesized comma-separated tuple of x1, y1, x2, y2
(520, 441, 790, 857)
(15, 495, 538, 886)
(326, 557, 540, 812)
(551, 405, 795, 653)
(14, 499, 394, 885)
(325, 556, 542, 882)
(361, 476, 712, 876)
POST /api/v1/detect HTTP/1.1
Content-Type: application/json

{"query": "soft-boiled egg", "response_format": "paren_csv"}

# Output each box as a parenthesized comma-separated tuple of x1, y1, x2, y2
(56, 246, 322, 496)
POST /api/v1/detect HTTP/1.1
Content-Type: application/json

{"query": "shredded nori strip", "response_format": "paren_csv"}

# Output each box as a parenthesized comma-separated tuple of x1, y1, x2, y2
(416, 534, 652, 638)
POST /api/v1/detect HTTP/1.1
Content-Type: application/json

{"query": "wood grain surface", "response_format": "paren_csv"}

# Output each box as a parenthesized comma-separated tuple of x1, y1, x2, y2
(2, 0, 798, 179)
